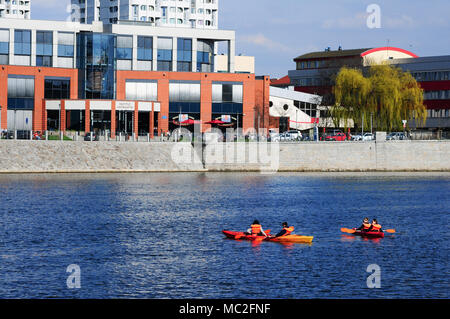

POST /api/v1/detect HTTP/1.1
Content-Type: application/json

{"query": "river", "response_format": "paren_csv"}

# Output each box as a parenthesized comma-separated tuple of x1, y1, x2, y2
(0, 172, 448, 298)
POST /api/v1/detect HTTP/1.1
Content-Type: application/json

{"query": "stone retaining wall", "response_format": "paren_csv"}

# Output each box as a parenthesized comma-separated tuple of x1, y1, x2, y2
(0, 140, 448, 173)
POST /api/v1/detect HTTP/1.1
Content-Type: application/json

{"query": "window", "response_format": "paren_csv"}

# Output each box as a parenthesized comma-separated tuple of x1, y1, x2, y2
(58, 32, 74, 57)
(157, 37, 173, 71)
(44, 77, 70, 99)
(36, 31, 53, 67)
(116, 35, 132, 60)
(137, 36, 153, 61)
(197, 39, 213, 72)
(177, 38, 192, 72)
(14, 29, 31, 55)
(0, 29, 9, 64)
(7, 75, 34, 110)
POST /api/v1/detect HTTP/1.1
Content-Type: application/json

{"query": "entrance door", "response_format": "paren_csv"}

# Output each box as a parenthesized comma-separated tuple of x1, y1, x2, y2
(279, 117, 289, 133)
(116, 111, 134, 135)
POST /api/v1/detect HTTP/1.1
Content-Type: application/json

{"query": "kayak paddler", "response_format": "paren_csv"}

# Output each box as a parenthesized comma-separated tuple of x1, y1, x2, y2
(274, 222, 294, 237)
(368, 219, 383, 232)
(246, 220, 268, 237)
(356, 217, 371, 232)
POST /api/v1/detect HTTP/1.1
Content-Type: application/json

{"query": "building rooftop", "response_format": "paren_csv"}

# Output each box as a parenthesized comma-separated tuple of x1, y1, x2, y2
(294, 48, 372, 61)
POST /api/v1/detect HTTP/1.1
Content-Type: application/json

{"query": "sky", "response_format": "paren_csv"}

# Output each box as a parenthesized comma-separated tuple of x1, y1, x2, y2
(31, 0, 450, 78)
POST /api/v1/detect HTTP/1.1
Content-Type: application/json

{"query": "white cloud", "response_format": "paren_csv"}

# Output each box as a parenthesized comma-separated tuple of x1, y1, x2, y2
(238, 33, 294, 53)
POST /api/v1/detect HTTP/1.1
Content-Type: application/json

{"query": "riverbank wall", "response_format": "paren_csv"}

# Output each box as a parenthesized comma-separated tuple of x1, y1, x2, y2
(0, 140, 449, 173)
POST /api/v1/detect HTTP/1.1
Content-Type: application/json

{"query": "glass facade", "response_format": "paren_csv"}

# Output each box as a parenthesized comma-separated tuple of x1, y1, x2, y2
(77, 32, 116, 99)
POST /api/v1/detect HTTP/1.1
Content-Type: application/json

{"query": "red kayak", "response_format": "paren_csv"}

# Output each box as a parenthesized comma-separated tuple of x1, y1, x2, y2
(222, 230, 314, 244)
(352, 229, 385, 238)
(222, 230, 270, 241)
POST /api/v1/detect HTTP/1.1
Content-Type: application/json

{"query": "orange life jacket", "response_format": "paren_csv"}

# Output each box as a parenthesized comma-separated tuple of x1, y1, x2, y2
(363, 222, 371, 230)
(282, 226, 294, 236)
(371, 224, 382, 232)
(251, 224, 262, 235)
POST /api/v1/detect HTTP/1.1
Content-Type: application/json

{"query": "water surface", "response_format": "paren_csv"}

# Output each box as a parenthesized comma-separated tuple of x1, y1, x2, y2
(0, 172, 448, 298)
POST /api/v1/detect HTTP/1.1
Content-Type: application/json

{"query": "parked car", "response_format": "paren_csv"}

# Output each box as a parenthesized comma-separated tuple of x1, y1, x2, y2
(287, 130, 302, 141)
(325, 132, 347, 141)
(84, 132, 98, 141)
(362, 133, 374, 141)
(351, 134, 362, 141)
(386, 132, 407, 140)
(269, 133, 280, 142)
(279, 132, 293, 142)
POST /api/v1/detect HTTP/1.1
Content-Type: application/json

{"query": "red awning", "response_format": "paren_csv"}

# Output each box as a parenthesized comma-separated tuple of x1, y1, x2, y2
(181, 119, 202, 125)
(205, 120, 226, 124)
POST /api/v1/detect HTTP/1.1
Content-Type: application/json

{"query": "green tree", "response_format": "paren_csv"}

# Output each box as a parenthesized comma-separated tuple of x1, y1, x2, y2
(332, 64, 426, 132)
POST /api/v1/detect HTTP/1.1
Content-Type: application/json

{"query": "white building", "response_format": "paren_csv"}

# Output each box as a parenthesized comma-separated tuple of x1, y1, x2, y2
(0, 0, 31, 19)
(71, 0, 219, 29)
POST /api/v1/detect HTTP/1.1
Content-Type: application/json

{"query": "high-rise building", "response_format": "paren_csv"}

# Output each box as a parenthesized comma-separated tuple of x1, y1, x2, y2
(71, 0, 219, 29)
(0, 0, 31, 19)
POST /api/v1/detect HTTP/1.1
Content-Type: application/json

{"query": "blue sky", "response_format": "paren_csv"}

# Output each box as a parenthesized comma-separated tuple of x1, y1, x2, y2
(32, 0, 450, 78)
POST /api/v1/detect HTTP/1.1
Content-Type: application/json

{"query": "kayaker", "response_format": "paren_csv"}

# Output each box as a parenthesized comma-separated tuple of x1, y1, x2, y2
(274, 222, 294, 237)
(356, 217, 371, 232)
(368, 219, 383, 232)
(246, 220, 268, 237)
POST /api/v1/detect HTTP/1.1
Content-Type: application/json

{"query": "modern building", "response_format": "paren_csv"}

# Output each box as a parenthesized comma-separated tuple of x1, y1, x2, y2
(286, 46, 450, 131)
(71, 0, 219, 29)
(0, 0, 31, 19)
(0, 17, 275, 139)
(389, 55, 450, 130)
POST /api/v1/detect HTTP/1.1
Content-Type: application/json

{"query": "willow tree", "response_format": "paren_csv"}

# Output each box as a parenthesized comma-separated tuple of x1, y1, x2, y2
(332, 67, 371, 131)
(333, 64, 426, 132)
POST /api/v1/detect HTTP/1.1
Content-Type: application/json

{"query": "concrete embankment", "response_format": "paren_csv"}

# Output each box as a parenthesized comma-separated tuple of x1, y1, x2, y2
(0, 140, 204, 173)
(0, 140, 449, 173)
(204, 141, 450, 172)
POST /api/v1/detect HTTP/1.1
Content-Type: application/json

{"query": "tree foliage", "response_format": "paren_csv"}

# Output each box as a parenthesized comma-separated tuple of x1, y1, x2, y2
(332, 64, 426, 131)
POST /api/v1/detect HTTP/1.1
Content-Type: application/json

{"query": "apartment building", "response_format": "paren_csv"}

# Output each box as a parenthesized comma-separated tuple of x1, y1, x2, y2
(0, 0, 30, 19)
(71, 0, 219, 29)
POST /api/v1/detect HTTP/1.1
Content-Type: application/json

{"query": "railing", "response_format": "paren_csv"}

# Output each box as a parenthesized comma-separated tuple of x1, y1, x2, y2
(1, 130, 449, 142)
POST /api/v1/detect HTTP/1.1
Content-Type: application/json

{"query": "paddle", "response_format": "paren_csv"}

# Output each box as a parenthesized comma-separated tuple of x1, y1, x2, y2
(341, 227, 396, 234)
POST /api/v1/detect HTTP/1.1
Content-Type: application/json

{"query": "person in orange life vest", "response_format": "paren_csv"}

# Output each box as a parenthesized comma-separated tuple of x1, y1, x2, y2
(368, 219, 383, 232)
(246, 220, 268, 237)
(274, 222, 294, 237)
(356, 217, 371, 232)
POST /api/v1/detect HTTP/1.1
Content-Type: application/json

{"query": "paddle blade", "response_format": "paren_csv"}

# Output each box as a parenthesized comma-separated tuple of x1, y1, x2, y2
(341, 228, 356, 234)
(385, 229, 396, 233)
